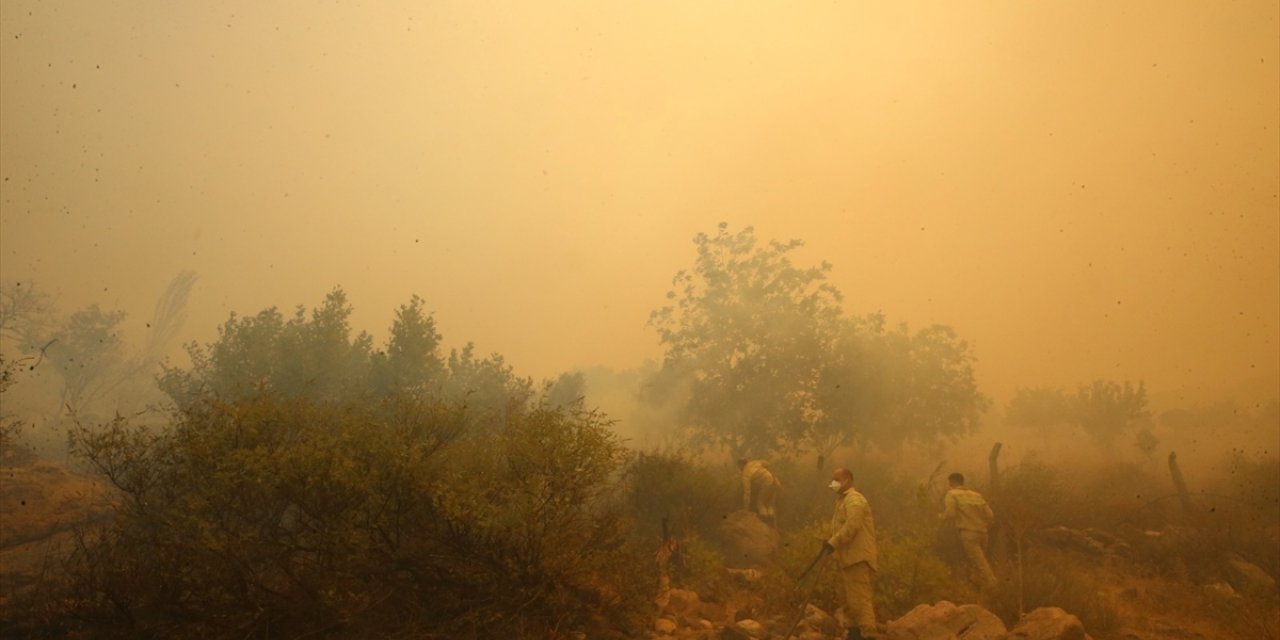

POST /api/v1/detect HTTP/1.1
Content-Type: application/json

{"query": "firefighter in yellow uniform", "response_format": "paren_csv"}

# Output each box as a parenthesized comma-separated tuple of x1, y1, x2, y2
(823, 467, 877, 640)
(738, 458, 780, 523)
(938, 472, 997, 587)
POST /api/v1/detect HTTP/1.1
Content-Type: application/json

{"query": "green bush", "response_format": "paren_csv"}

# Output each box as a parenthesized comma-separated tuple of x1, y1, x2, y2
(62, 394, 649, 639)
(624, 450, 737, 541)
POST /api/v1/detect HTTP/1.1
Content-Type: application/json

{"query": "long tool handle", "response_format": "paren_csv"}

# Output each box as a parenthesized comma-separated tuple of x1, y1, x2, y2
(797, 543, 831, 583)
(783, 545, 833, 638)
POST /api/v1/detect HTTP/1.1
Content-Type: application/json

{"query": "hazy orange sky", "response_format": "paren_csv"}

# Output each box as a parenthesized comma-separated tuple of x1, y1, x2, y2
(2, 1, 1277, 407)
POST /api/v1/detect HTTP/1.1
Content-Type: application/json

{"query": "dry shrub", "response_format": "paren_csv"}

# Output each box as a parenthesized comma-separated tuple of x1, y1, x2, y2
(987, 547, 1119, 635)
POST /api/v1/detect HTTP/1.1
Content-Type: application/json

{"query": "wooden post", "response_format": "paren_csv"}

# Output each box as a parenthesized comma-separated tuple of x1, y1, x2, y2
(988, 442, 1003, 496)
(1168, 451, 1196, 521)
(988, 442, 1006, 563)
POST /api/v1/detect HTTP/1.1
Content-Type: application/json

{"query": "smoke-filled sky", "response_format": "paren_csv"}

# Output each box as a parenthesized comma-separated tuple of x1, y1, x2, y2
(2, 1, 1277, 406)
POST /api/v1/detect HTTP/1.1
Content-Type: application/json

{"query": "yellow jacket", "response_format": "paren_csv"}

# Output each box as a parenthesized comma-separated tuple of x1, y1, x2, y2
(741, 460, 778, 508)
(942, 486, 994, 533)
(828, 488, 878, 570)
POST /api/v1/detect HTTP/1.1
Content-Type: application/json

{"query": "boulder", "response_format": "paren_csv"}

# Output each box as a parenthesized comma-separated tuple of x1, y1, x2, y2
(1004, 607, 1091, 640)
(655, 617, 678, 635)
(884, 600, 1006, 640)
(734, 619, 767, 639)
(803, 603, 840, 636)
(719, 510, 780, 569)
(665, 588, 703, 617)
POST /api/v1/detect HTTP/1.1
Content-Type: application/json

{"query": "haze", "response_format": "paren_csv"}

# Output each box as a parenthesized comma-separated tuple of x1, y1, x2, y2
(2, 1, 1277, 407)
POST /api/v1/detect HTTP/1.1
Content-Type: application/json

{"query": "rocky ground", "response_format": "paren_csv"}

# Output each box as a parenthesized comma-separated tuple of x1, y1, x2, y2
(651, 587, 1093, 640)
(0, 450, 112, 611)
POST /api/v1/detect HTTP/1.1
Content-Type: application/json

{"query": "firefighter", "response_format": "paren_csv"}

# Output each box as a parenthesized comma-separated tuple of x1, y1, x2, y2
(738, 458, 780, 523)
(822, 467, 877, 640)
(938, 472, 997, 587)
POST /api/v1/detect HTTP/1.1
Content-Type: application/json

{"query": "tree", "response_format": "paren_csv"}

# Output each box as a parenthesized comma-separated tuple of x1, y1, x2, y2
(46, 304, 129, 412)
(1073, 379, 1149, 444)
(369, 295, 445, 396)
(645, 223, 843, 457)
(815, 316, 986, 454)
(1005, 386, 1074, 444)
(646, 223, 987, 458)
(162, 288, 373, 406)
(1005, 380, 1150, 446)
(0, 353, 34, 461)
(441, 343, 534, 426)
(543, 371, 586, 409)
(0, 280, 58, 352)
(1, 274, 197, 421)
(66, 299, 648, 638)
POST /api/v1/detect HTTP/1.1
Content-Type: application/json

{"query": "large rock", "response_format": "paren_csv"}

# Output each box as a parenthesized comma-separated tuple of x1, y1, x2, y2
(734, 619, 767, 639)
(664, 588, 703, 617)
(803, 603, 840, 636)
(1004, 607, 1091, 640)
(718, 510, 780, 569)
(884, 600, 1006, 640)
(654, 617, 678, 635)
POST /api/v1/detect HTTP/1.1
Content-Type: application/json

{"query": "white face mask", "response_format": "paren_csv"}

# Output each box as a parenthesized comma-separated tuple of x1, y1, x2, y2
(828, 480, 842, 492)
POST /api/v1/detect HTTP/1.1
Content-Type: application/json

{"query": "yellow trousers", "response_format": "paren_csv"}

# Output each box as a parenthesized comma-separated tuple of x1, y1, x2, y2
(959, 530, 996, 587)
(839, 561, 876, 633)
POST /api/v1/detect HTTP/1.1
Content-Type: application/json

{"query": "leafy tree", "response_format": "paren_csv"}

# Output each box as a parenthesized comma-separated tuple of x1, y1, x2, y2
(1005, 387, 1073, 431)
(646, 223, 843, 457)
(1005, 386, 1075, 446)
(1073, 379, 1149, 443)
(46, 304, 128, 411)
(369, 294, 445, 396)
(543, 371, 587, 409)
(646, 223, 986, 458)
(1134, 427, 1159, 461)
(814, 315, 986, 455)
(1, 274, 196, 422)
(1006, 380, 1150, 446)
(442, 343, 534, 423)
(162, 288, 373, 406)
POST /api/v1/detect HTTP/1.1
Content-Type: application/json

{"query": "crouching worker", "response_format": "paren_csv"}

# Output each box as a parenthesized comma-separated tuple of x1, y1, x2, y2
(738, 457, 780, 524)
(822, 467, 877, 640)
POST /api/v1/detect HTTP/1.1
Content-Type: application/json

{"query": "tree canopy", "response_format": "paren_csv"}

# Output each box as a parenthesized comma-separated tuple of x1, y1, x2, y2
(1005, 379, 1150, 444)
(646, 223, 987, 458)
(65, 289, 650, 639)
